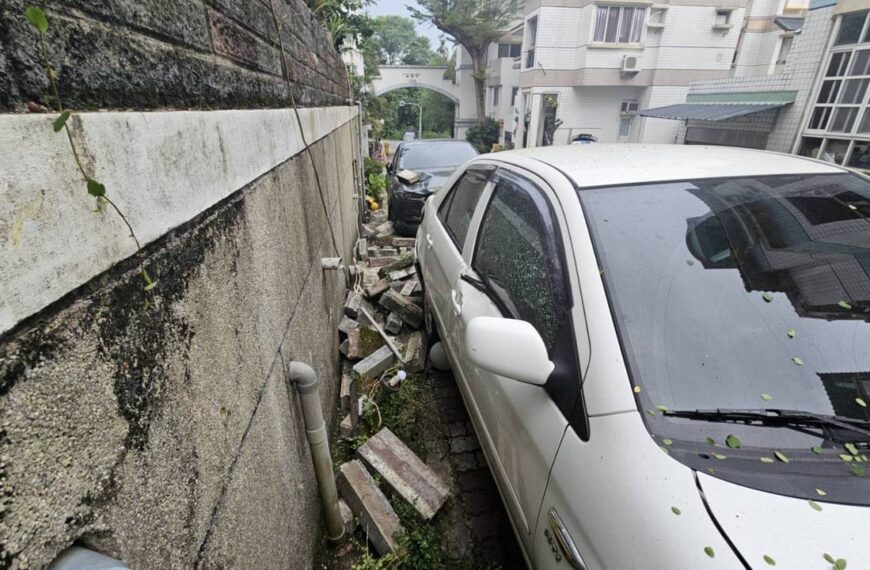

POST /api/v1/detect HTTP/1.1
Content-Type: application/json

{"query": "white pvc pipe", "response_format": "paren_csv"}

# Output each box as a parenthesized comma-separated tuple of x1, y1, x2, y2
(287, 361, 345, 543)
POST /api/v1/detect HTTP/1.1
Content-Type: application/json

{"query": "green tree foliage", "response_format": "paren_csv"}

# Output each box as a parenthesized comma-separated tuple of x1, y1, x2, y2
(465, 116, 500, 152)
(371, 15, 419, 64)
(409, 0, 517, 123)
(403, 36, 434, 65)
(308, 0, 374, 50)
(377, 88, 455, 139)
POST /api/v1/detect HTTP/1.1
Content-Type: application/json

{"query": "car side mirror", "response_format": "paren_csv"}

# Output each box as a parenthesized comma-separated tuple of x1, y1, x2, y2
(465, 317, 554, 386)
(386, 163, 393, 174)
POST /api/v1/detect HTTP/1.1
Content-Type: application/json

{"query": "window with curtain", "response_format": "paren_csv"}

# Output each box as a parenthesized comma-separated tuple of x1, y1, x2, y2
(593, 5, 646, 44)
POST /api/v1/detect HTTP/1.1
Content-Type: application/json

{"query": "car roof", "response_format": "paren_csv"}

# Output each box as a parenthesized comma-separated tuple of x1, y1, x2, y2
(488, 144, 846, 188)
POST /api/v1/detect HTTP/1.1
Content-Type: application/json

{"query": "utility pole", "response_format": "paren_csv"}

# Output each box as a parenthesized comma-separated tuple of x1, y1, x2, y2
(399, 100, 423, 139)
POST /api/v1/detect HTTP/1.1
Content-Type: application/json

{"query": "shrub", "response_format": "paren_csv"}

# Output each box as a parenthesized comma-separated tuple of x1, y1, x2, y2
(465, 117, 500, 154)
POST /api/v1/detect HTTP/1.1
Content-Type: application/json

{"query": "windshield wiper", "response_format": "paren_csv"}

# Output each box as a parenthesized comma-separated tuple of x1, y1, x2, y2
(662, 408, 870, 441)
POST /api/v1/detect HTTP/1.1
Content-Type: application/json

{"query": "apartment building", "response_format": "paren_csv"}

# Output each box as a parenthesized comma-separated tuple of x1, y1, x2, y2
(508, 0, 747, 147)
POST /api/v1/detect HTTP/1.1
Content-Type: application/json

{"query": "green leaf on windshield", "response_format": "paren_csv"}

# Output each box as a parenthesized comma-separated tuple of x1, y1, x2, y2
(704, 546, 715, 558)
(725, 434, 742, 449)
(656, 405, 668, 412)
(845, 443, 859, 456)
(705, 437, 715, 446)
(760, 456, 774, 463)
(663, 439, 673, 446)
(792, 357, 804, 366)
(761, 393, 774, 401)
(824, 554, 836, 564)
(853, 464, 865, 477)
(763, 554, 776, 566)
(774, 451, 789, 463)
(835, 559, 848, 570)
(808, 499, 822, 511)
(840, 454, 854, 462)
(838, 300, 852, 310)
(857, 398, 867, 408)
(762, 292, 774, 302)
(812, 446, 823, 454)
(713, 453, 727, 460)
(671, 506, 681, 515)
(816, 488, 827, 496)
(786, 328, 796, 339)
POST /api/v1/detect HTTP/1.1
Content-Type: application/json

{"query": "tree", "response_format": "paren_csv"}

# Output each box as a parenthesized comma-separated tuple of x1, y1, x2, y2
(403, 36, 434, 65)
(409, 0, 516, 123)
(371, 16, 418, 64)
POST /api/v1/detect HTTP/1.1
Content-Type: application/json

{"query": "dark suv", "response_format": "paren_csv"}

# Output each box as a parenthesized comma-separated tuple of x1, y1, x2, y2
(386, 139, 478, 236)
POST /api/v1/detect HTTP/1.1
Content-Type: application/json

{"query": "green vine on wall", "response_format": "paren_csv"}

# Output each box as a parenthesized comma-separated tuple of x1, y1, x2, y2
(24, 6, 157, 292)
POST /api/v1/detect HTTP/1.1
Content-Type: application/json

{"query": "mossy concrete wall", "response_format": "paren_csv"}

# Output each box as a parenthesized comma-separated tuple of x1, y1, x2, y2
(0, 116, 360, 568)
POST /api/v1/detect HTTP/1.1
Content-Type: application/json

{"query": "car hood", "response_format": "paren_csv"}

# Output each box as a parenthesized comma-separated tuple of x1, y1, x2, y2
(698, 472, 869, 567)
(397, 167, 455, 194)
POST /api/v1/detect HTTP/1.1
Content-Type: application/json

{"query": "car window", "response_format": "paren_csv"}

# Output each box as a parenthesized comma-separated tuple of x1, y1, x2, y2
(438, 167, 492, 250)
(399, 142, 478, 171)
(472, 173, 567, 351)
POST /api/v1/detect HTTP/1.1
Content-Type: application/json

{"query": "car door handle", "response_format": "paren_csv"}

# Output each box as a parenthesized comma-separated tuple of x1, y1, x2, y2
(425, 233, 434, 248)
(546, 508, 586, 570)
(450, 289, 462, 316)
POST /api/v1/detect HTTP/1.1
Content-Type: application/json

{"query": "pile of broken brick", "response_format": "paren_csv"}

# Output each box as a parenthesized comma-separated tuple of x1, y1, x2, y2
(334, 213, 451, 557)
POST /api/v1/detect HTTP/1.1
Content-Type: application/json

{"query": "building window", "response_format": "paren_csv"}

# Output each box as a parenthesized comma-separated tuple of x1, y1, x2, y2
(593, 5, 646, 44)
(619, 117, 632, 138)
(776, 35, 793, 65)
(525, 16, 538, 68)
(498, 43, 522, 58)
(835, 11, 868, 46)
(714, 9, 733, 27)
(511, 87, 519, 107)
(492, 85, 501, 107)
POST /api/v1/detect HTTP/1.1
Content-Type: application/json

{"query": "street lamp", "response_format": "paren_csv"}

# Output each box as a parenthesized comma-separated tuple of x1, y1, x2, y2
(399, 100, 423, 140)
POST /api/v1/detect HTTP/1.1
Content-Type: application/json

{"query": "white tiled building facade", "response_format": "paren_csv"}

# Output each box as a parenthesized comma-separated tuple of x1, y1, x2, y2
(508, 0, 747, 147)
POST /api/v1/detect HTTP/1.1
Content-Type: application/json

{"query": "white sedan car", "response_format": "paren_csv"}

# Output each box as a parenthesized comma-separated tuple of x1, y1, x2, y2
(416, 144, 870, 569)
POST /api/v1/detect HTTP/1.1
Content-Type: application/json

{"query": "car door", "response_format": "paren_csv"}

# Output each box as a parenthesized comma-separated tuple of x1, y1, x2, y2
(447, 166, 587, 557)
(419, 165, 495, 333)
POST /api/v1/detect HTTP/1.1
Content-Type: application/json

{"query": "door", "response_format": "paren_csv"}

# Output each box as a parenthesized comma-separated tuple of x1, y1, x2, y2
(447, 167, 585, 556)
(419, 166, 494, 332)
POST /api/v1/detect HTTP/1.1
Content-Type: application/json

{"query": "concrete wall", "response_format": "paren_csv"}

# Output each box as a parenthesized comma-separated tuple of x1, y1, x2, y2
(0, 1, 360, 569)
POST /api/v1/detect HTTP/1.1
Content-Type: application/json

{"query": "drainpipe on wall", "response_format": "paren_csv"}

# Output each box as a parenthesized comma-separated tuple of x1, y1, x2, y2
(287, 361, 345, 544)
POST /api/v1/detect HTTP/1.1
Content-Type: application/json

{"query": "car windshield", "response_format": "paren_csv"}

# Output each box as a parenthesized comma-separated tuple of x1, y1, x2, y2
(580, 173, 870, 500)
(398, 142, 477, 171)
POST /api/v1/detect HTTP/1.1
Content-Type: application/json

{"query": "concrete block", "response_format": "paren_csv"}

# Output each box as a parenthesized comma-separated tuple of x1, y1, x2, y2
(367, 245, 380, 257)
(380, 246, 398, 257)
(400, 279, 418, 296)
(337, 460, 402, 556)
(357, 428, 450, 520)
(384, 313, 403, 335)
(362, 224, 377, 238)
(339, 315, 359, 336)
(368, 256, 400, 268)
(403, 331, 425, 373)
(340, 413, 355, 440)
(386, 266, 416, 282)
(339, 498, 357, 536)
(352, 345, 396, 381)
(375, 221, 395, 238)
(392, 237, 416, 249)
(377, 252, 415, 278)
(364, 279, 391, 299)
(345, 328, 363, 360)
(339, 338, 349, 357)
(378, 290, 423, 329)
(357, 238, 368, 261)
(344, 290, 362, 319)
(340, 371, 359, 428)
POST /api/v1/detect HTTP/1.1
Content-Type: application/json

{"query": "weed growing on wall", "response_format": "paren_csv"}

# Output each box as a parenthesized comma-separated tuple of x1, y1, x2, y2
(24, 6, 157, 292)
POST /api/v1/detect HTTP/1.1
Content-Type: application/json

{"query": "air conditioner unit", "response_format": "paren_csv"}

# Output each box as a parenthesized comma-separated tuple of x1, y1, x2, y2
(621, 55, 641, 74)
(621, 101, 639, 115)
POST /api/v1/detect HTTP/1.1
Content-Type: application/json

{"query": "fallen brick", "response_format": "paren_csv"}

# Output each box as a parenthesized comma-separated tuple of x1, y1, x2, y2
(364, 279, 391, 299)
(337, 460, 402, 556)
(368, 256, 400, 268)
(357, 427, 450, 520)
(386, 266, 416, 282)
(403, 331, 425, 373)
(380, 246, 398, 257)
(340, 413, 355, 440)
(344, 291, 362, 318)
(400, 279, 418, 296)
(352, 345, 396, 381)
(378, 252, 415, 278)
(379, 289, 423, 329)
(375, 221, 395, 238)
(361, 224, 377, 238)
(340, 371, 356, 418)
(392, 237, 416, 249)
(339, 498, 357, 536)
(367, 245, 380, 257)
(339, 339, 349, 358)
(384, 313, 402, 335)
(357, 238, 368, 261)
(339, 315, 359, 336)
(345, 329, 363, 360)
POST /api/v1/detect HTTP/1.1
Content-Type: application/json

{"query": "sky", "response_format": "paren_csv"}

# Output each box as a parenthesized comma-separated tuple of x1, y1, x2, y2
(365, 0, 446, 46)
